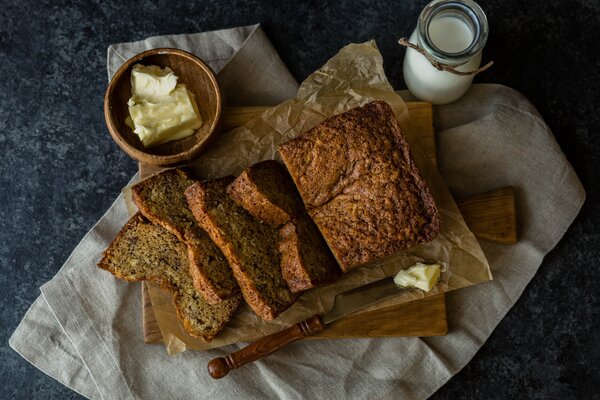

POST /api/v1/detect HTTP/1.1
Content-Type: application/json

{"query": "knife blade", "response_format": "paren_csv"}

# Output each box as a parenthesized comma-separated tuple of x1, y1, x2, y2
(208, 276, 409, 379)
(322, 276, 408, 325)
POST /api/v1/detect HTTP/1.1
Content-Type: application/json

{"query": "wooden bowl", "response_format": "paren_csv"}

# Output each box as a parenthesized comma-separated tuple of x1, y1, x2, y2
(104, 48, 222, 166)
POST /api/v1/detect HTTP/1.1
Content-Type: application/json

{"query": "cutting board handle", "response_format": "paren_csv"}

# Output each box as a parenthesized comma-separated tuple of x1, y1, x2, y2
(208, 315, 324, 379)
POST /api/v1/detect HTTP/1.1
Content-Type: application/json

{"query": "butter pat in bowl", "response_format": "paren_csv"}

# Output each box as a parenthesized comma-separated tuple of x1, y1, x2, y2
(104, 48, 222, 166)
(126, 64, 202, 148)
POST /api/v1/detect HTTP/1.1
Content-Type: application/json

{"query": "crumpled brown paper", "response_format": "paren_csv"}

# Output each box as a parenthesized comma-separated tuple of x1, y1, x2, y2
(143, 41, 491, 354)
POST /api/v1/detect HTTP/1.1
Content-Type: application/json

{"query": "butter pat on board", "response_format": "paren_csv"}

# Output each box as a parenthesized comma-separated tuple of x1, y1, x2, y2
(394, 262, 441, 292)
(126, 64, 202, 148)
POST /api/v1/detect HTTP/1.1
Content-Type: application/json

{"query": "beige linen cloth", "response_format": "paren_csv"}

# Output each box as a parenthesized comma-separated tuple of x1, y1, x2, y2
(10, 24, 585, 400)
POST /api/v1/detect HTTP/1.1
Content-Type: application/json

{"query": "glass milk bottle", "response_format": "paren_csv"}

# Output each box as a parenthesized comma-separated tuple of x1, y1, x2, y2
(402, 0, 489, 105)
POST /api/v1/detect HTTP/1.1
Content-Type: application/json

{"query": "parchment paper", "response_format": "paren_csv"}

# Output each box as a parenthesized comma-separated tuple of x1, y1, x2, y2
(144, 41, 491, 354)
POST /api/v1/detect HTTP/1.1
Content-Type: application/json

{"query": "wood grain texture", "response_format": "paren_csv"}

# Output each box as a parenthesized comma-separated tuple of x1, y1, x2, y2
(141, 282, 163, 344)
(220, 106, 271, 132)
(456, 186, 518, 244)
(312, 293, 447, 338)
(406, 102, 436, 167)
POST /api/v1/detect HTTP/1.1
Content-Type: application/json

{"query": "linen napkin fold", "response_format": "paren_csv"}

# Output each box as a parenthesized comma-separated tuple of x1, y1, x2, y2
(10, 23, 585, 400)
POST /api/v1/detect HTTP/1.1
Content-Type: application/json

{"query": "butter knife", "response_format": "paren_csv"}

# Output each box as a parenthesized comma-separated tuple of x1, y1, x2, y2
(208, 276, 410, 379)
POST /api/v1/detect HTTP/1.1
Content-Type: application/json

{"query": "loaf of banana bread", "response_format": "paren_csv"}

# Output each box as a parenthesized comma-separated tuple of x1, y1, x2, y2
(185, 177, 298, 320)
(278, 101, 441, 272)
(98, 213, 241, 342)
(131, 169, 238, 304)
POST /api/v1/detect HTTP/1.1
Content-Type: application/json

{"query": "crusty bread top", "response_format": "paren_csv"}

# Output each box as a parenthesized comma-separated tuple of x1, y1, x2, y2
(278, 101, 441, 272)
(185, 177, 298, 320)
(97, 213, 241, 342)
(227, 160, 302, 228)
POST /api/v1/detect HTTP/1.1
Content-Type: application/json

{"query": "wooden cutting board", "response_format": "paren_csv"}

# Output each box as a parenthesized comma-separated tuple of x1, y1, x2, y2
(139, 102, 517, 344)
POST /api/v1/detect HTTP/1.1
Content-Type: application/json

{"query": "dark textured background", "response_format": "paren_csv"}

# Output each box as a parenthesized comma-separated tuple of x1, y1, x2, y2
(1, 0, 599, 398)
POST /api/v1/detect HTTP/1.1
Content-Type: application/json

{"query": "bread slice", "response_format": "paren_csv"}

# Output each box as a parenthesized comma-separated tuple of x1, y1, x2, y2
(278, 101, 441, 272)
(228, 160, 341, 292)
(278, 215, 341, 292)
(227, 160, 301, 228)
(98, 213, 241, 342)
(185, 177, 298, 320)
(131, 169, 238, 304)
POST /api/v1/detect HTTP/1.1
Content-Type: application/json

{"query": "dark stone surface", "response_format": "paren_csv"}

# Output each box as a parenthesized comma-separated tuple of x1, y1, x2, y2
(1, 0, 598, 398)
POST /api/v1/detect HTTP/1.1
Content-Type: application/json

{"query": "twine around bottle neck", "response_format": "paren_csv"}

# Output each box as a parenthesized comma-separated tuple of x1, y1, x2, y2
(398, 37, 493, 76)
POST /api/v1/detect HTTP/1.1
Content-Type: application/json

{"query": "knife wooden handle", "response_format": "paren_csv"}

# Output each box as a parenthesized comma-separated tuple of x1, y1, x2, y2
(208, 315, 324, 379)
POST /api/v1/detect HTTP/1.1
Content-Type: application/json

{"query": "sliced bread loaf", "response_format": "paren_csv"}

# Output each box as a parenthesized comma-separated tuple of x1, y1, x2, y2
(131, 169, 238, 304)
(228, 160, 341, 292)
(185, 177, 298, 320)
(98, 213, 241, 342)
